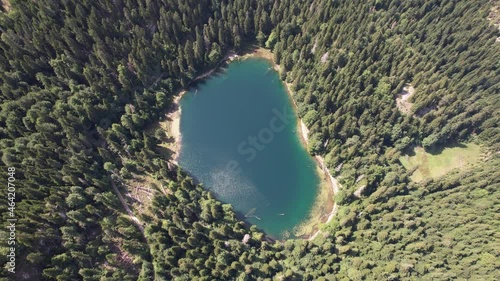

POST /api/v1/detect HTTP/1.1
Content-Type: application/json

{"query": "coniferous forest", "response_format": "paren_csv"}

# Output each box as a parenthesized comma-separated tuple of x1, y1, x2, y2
(0, 0, 499, 280)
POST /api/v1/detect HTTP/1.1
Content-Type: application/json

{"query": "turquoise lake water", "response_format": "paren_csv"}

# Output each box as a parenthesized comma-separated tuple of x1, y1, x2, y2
(178, 58, 320, 239)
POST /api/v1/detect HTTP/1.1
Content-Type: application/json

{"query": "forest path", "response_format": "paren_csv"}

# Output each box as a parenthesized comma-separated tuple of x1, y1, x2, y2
(110, 176, 145, 235)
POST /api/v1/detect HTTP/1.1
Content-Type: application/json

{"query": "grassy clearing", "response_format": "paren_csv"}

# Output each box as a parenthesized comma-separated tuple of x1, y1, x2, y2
(400, 143, 482, 182)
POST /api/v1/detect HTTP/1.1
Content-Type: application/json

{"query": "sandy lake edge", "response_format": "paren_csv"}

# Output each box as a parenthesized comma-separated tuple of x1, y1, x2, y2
(166, 52, 239, 164)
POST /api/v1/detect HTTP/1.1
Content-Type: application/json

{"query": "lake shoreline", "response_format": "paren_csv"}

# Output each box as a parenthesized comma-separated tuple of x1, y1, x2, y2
(166, 90, 184, 165)
(165, 46, 340, 240)
(166, 52, 240, 164)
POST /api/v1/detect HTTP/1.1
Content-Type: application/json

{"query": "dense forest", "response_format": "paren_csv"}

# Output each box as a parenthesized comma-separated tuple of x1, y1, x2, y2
(0, 0, 498, 280)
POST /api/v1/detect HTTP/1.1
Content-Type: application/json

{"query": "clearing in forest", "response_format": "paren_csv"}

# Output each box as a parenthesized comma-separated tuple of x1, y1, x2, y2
(488, 5, 500, 42)
(396, 84, 415, 114)
(1, 0, 10, 11)
(399, 143, 482, 182)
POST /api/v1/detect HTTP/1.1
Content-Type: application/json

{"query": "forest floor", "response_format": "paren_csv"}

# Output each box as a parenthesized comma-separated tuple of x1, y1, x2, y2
(488, 5, 500, 42)
(399, 143, 482, 182)
(396, 84, 415, 114)
(125, 174, 168, 216)
(109, 176, 145, 235)
(1, 0, 11, 12)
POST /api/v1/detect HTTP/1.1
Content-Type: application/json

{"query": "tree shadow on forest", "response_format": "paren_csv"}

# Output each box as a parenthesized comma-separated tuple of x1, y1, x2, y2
(427, 142, 467, 155)
(402, 145, 418, 157)
(402, 142, 467, 157)
(155, 145, 175, 159)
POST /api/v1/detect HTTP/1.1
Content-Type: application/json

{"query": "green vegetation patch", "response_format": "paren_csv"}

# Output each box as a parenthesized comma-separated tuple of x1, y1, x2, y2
(400, 143, 482, 182)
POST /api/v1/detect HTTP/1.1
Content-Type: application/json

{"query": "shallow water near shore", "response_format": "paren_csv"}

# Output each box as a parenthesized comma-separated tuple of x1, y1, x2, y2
(178, 58, 320, 239)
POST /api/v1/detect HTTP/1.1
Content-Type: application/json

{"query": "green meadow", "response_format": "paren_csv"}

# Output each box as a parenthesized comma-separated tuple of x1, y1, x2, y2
(400, 143, 482, 182)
